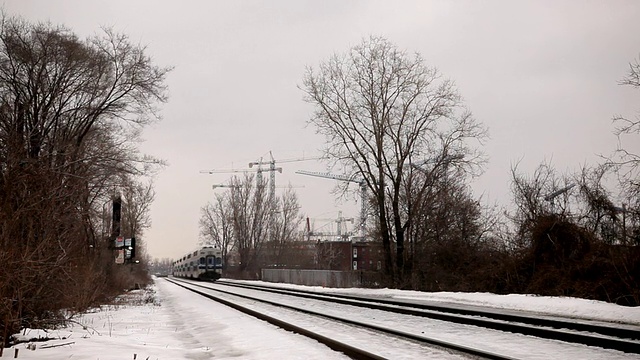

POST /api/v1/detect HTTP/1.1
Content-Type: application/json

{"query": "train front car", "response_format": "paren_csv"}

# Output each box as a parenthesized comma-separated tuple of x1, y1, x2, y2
(198, 246, 223, 281)
(172, 246, 223, 281)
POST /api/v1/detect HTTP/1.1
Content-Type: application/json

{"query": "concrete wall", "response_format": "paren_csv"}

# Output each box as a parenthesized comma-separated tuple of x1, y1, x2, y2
(261, 269, 362, 288)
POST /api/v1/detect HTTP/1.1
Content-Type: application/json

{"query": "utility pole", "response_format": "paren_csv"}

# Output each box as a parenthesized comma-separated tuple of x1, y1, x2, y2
(110, 194, 121, 247)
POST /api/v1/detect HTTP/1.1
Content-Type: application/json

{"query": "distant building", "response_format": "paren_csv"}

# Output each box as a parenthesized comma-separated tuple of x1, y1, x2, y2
(316, 238, 384, 271)
(351, 239, 384, 271)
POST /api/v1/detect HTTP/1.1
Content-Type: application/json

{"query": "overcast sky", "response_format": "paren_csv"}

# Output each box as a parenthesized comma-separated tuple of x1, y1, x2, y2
(3, 1, 639, 260)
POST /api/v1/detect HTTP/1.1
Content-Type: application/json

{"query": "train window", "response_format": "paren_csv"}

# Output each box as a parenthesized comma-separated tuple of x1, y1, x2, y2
(193, 251, 198, 257)
(208, 257, 214, 265)
(215, 257, 222, 266)
(199, 257, 205, 265)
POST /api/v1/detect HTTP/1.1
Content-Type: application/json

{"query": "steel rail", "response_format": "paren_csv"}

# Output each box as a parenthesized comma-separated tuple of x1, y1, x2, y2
(166, 278, 385, 360)
(168, 278, 516, 359)
(214, 280, 640, 354)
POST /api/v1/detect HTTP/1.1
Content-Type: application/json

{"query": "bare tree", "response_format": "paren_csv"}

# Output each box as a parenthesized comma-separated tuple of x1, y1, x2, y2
(121, 180, 155, 240)
(263, 186, 304, 267)
(301, 36, 487, 282)
(614, 55, 640, 156)
(199, 191, 235, 267)
(149, 257, 173, 275)
(507, 161, 578, 243)
(227, 174, 272, 275)
(611, 55, 640, 236)
(0, 14, 169, 345)
(316, 242, 346, 270)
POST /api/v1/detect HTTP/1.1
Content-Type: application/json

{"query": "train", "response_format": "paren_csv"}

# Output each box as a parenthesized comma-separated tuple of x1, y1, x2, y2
(172, 246, 223, 281)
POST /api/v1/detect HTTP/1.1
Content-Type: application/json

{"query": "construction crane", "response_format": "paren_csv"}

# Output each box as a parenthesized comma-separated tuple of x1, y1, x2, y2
(211, 184, 304, 191)
(306, 210, 354, 238)
(295, 170, 367, 236)
(201, 167, 283, 202)
(203, 152, 323, 203)
(248, 151, 324, 204)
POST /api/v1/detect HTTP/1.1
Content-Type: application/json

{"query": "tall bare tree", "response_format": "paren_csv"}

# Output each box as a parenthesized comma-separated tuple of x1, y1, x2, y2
(227, 174, 272, 275)
(263, 186, 304, 266)
(612, 55, 640, 235)
(0, 14, 169, 344)
(302, 36, 487, 282)
(121, 180, 155, 241)
(614, 55, 640, 173)
(199, 191, 235, 267)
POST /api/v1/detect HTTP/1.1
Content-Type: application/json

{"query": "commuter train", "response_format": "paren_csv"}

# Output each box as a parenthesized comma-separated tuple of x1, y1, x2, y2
(172, 246, 223, 281)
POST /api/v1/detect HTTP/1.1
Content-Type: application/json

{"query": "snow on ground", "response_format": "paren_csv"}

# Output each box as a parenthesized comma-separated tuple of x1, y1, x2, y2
(233, 280, 640, 325)
(6, 277, 640, 359)
(7, 279, 348, 360)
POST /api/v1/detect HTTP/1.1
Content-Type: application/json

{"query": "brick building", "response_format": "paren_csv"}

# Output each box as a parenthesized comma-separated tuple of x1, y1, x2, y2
(316, 238, 384, 271)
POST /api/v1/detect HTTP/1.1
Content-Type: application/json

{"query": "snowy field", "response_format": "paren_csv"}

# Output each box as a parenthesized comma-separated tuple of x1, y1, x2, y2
(6, 277, 640, 359)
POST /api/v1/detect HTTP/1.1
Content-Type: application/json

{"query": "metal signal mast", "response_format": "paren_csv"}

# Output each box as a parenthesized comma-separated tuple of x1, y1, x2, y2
(295, 170, 367, 236)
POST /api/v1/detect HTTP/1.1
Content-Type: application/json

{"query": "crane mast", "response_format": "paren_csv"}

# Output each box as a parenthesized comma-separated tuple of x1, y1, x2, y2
(248, 151, 324, 204)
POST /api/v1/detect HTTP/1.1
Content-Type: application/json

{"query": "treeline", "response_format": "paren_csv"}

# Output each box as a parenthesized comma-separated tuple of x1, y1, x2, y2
(0, 15, 169, 346)
(402, 161, 639, 306)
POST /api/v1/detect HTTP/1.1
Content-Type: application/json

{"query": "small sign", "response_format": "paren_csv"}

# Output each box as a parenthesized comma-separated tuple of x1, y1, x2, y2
(115, 236, 124, 248)
(115, 249, 125, 264)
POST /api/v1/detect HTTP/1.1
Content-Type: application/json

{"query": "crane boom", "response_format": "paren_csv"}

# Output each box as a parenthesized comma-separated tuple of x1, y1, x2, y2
(212, 184, 304, 190)
(201, 168, 282, 174)
(296, 170, 367, 237)
(246, 151, 324, 204)
(295, 170, 360, 184)
(544, 183, 576, 201)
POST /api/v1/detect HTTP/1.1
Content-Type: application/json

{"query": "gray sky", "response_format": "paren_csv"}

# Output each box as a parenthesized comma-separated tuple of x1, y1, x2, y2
(3, 1, 639, 259)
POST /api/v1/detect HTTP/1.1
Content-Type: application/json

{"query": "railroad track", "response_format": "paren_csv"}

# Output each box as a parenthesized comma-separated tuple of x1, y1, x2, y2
(215, 279, 640, 353)
(165, 278, 639, 359)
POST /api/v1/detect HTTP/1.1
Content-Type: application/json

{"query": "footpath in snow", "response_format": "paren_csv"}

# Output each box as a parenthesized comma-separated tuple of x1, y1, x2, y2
(6, 279, 347, 360)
